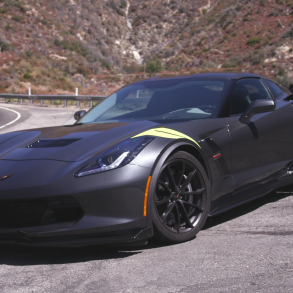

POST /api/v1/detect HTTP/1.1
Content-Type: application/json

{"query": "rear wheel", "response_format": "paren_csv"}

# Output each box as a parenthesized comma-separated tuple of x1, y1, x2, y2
(152, 151, 210, 243)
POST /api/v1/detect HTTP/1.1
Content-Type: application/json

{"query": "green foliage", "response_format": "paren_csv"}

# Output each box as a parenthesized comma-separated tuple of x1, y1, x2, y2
(202, 61, 217, 69)
(54, 39, 88, 57)
(275, 72, 292, 88)
(5, 24, 13, 31)
(123, 64, 144, 74)
(116, 9, 124, 16)
(259, 0, 266, 6)
(4, 0, 25, 11)
(40, 19, 48, 25)
(0, 39, 14, 51)
(120, 0, 127, 8)
(268, 10, 279, 17)
(12, 15, 23, 22)
(99, 58, 111, 70)
(247, 37, 262, 46)
(278, 67, 285, 76)
(146, 59, 163, 73)
(23, 72, 32, 80)
(250, 51, 265, 65)
(222, 59, 238, 68)
(0, 8, 8, 13)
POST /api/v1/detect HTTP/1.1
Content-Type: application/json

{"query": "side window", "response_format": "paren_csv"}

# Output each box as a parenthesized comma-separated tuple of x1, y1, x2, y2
(263, 79, 286, 98)
(231, 79, 272, 116)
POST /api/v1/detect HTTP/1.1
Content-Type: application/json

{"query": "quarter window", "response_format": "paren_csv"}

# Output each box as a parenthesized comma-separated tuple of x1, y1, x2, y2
(230, 79, 272, 116)
(263, 79, 286, 98)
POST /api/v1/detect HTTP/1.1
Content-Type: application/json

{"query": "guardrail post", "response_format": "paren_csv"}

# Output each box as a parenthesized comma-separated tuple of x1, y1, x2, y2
(90, 100, 93, 108)
(75, 88, 80, 108)
(64, 100, 67, 107)
(41, 100, 43, 106)
(28, 87, 33, 105)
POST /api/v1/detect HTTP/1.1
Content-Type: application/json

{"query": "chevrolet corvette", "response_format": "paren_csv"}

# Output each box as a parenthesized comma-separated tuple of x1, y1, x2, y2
(0, 72, 292, 247)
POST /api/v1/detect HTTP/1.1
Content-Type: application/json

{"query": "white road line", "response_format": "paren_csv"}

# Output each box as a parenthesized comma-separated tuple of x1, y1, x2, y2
(0, 106, 21, 129)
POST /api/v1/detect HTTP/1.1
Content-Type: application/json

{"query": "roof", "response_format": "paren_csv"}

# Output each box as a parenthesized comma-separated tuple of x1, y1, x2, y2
(137, 72, 264, 83)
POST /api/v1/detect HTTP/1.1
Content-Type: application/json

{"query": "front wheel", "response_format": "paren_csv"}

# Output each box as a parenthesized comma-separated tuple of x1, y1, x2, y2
(152, 151, 210, 243)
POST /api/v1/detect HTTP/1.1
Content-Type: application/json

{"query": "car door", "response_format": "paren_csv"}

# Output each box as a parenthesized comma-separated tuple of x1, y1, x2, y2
(224, 78, 293, 200)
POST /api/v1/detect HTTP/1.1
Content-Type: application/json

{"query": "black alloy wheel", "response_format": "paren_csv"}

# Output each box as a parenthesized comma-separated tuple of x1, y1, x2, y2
(152, 151, 210, 243)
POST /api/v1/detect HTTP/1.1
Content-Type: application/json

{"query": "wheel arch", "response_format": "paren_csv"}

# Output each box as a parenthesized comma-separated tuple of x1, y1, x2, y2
(146, 140, 212, 229)
(168, 144, 209, 181)
(149, 141, 212, 243)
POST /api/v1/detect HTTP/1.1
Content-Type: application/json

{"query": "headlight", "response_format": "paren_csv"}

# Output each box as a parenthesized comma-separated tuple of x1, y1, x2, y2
(75, 136, 154, 177)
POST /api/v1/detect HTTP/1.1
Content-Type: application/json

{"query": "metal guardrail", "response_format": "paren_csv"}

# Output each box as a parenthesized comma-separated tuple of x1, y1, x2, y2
(0, 94, 107, 107)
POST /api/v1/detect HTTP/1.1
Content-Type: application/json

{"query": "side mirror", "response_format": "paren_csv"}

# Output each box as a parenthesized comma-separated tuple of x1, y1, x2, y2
(74, 110, 86, 121)
(239, 99, 275, 124)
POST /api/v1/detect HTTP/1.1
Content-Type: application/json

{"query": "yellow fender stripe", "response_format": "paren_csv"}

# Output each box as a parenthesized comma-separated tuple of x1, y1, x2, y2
(132, 127, 201, 148)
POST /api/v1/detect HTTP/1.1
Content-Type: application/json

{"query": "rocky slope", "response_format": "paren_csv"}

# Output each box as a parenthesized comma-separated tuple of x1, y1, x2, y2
(0, 0, 293, 95)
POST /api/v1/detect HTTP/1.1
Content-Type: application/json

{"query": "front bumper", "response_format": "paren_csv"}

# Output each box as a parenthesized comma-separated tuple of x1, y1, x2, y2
(0, 160, 153, 247)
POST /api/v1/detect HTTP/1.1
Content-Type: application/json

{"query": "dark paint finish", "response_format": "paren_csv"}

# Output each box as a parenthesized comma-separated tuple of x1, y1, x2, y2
(0, 73, 292, 246)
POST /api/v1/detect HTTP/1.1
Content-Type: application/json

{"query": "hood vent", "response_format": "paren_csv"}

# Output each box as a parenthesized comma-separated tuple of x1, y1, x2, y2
(26, 139, 81, 148)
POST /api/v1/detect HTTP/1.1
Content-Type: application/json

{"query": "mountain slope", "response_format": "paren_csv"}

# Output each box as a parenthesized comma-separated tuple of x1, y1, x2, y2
(0, 0, 293, 95)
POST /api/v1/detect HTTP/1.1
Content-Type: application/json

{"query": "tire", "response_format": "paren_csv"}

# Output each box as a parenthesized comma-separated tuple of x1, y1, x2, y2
(152, 151, 210, 243)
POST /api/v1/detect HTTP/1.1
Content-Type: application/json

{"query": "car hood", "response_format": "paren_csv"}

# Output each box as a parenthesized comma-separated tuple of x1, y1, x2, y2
(0, 121, 161, 162)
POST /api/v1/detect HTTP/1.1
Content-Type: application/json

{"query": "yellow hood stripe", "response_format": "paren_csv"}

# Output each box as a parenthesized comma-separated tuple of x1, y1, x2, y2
(132, 127, 200, 148)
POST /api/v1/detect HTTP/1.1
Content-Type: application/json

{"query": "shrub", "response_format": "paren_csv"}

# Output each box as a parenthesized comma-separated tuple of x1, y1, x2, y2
(247, 37, 262, 46)
(12, 15, 23, 22)
(202, 61, 217, 69)
(250, 51, 265, 65)
(40, 19, 48, 25)
(99, 58, 111, 70)
(259, 0, 266, 6)
(4, 0, 25, 11)
(0, 39, 14, 51)
(120, 0, 127, 8)
(275, 73, 292, 88)
(54, 39, 88, 57)
(23, 72, 32, 80)
(222, 58, 238, 68)
(282, 29, 293, 38)
(5, 24, 13, 31)
(146, 59, 163, 73)
(0, 8, 7, 13)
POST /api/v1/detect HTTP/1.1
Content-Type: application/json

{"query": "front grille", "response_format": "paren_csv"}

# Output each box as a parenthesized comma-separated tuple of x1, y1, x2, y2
(0, 196, 83, 228)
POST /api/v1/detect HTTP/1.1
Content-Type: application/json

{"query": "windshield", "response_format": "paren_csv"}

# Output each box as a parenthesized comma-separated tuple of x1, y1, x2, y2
(79, 78, 228, 124)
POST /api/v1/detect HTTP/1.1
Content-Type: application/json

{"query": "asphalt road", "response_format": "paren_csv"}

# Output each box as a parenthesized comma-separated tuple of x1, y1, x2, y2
(0, 103, 77, 134)
(0, 103, 292, 293)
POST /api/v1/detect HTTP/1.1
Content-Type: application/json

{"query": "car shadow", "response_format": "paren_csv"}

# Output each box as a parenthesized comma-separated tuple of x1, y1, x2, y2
(0, 244, 141, 266)
(0, 189, 292, 266)
(203, 190, 292, 230)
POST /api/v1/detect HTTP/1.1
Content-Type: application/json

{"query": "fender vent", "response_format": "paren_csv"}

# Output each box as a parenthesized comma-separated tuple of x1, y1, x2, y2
(26, 139, 80, 148)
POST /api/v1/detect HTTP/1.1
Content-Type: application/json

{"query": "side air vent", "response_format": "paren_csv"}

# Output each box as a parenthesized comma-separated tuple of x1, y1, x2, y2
(26, 139, 81, 148)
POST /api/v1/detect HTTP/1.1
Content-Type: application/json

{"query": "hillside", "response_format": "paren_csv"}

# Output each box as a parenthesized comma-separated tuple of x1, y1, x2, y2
(0, 0, 293, 95)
